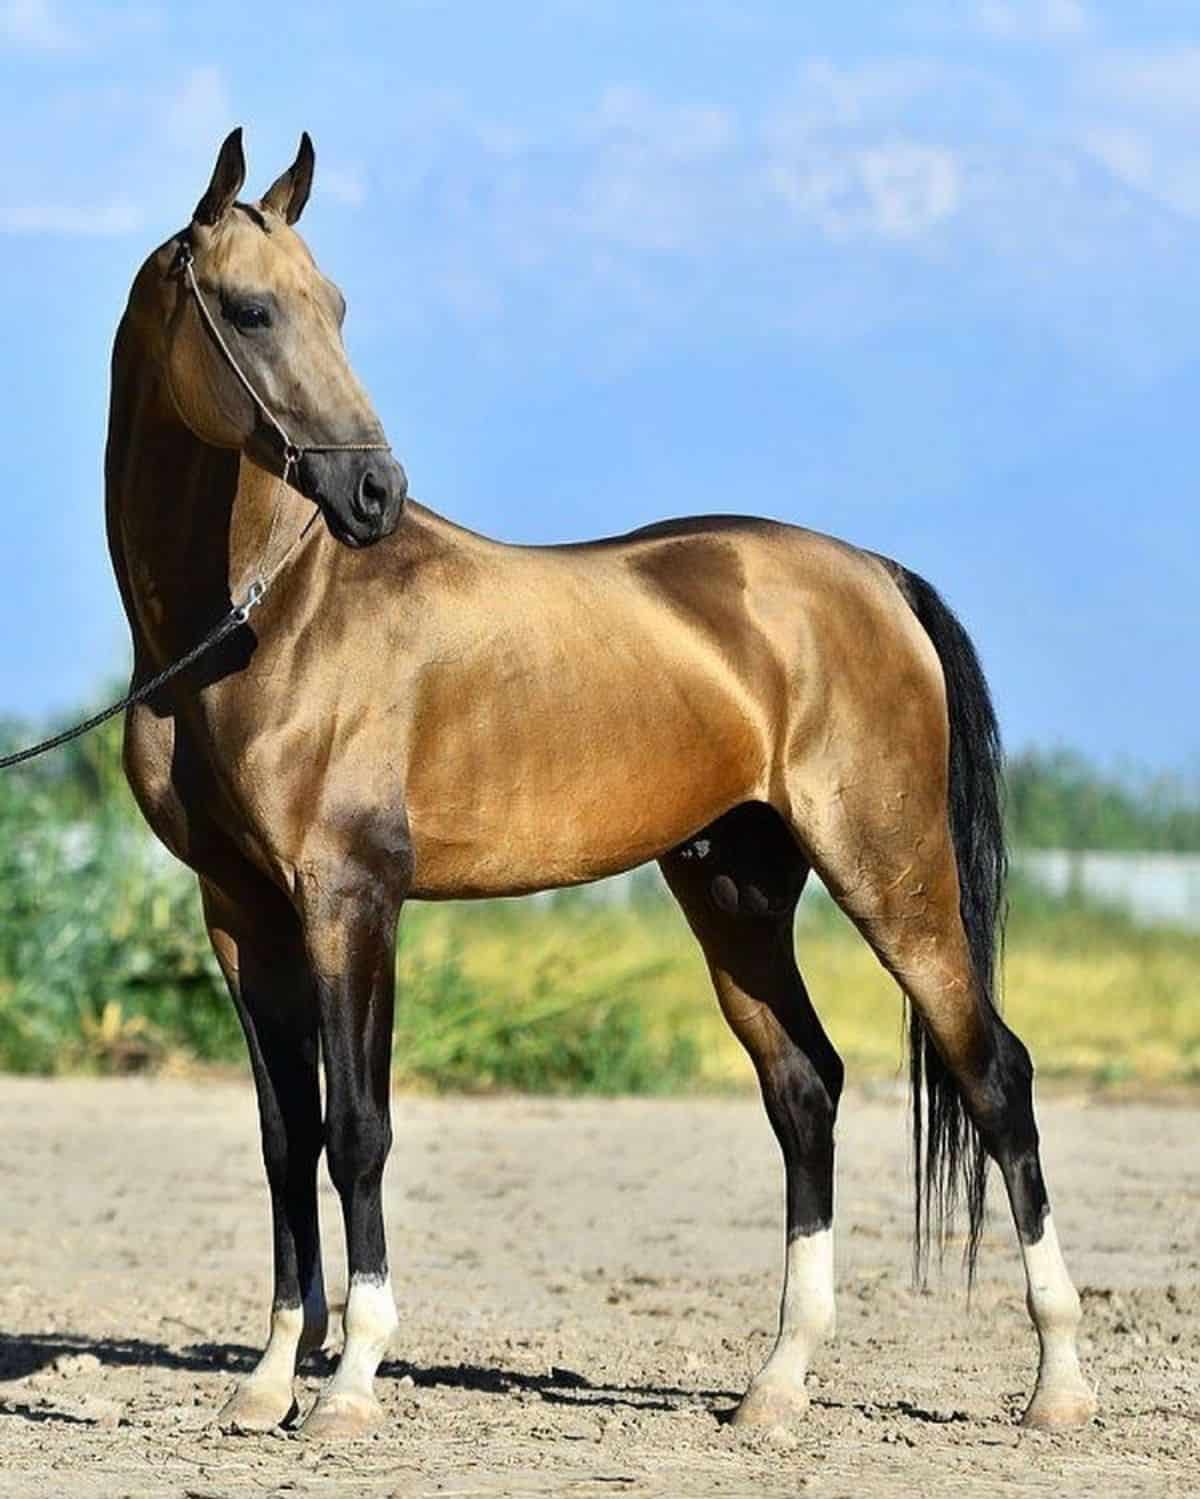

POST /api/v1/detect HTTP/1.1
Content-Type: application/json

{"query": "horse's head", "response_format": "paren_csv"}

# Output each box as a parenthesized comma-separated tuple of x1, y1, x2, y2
(152, 128, 406, 548)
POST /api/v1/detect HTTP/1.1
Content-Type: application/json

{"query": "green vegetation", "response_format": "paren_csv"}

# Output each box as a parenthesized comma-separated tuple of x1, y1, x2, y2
(1007, 748, 1200, 852)
(0, 716, 699, 1090)
(0, 712, 1197, 1089)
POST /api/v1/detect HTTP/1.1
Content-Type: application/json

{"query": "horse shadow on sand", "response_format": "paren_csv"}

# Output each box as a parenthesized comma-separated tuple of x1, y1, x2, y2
(0, 1330, 739, 1419)
(0, 1330, 974, 1428)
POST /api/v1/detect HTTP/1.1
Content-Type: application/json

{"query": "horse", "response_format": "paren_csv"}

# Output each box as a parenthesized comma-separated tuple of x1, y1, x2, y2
(107, 128, 1095, 1439)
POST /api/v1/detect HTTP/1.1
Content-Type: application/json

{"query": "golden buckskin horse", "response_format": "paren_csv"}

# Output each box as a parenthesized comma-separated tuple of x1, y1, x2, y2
(107, 130, 1095, 1438)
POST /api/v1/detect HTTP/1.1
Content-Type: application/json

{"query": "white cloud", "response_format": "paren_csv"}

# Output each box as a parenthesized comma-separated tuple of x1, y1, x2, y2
(1082, 127, 1153, 192)
(565, 70, 971, 255)
(321, 162, 368, 208)
(764, 59, 947, 141)
(762, 142, 961, 243)
(1082, 46, 1200, 120)
(0, 195, 141, 235)
(858, 143, 961, 239)
(1075, 48, 1200, 219)
(361, 45, 1200, 349)
(570, 87, 739, 253)
(590, 85, 735, 156)
(0, 65, 235, 240)
(0, 0, 77, 51)
(974, 0, 1088, 41)
(164, 65, 233, 153)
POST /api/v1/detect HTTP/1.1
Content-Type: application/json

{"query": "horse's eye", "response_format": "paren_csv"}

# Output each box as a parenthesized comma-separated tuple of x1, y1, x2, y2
(236, 303, 270, 331)
(223, 299, 271, 332)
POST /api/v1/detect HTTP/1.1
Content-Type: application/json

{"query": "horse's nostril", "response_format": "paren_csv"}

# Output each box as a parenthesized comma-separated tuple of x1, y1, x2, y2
(354, 468, 387, 521)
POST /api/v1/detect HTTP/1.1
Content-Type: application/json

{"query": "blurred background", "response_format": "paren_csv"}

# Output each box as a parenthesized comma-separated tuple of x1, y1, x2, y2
(0, 1, 1196, 1089)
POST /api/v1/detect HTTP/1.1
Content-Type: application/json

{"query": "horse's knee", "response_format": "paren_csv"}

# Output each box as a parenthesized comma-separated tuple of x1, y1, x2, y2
(325, 1107, 392, 1197)
(258, 1109, 322, 1198)
(763, 1050, 840, 1147)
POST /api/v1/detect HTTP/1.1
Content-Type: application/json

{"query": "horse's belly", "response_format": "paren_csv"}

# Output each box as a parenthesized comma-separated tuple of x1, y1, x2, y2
(404, 695, 768, 899)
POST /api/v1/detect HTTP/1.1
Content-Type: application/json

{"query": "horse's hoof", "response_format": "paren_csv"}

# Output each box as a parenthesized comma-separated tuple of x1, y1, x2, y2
(730, 1380, 810, 1427)
(1020, 1384, 1097, 1430)
(300, 1390, 386, 1440)
(218, 1382, 298, 1435)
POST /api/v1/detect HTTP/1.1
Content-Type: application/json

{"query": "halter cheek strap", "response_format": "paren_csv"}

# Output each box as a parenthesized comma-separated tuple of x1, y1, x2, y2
(173, 236, 394, 597)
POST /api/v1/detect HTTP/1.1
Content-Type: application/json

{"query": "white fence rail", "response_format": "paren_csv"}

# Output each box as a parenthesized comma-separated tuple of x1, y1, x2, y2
(1013, 849, 1200, 930)
(561, 850, 1200, 930)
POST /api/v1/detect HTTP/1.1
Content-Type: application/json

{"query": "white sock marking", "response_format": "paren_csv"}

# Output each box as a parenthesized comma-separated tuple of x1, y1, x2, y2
(1021, 1213, 1088, 1396)
(249, 1304, 304, 1391)
(241, 1266, 328, 1395)
(323, 1272, 399, 1403)
(753, 1226, 835, 1391)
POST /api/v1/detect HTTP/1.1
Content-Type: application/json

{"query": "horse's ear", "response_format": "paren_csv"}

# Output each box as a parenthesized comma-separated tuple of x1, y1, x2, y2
(193, 127, 246, 227)
(261, 132, 315, 225)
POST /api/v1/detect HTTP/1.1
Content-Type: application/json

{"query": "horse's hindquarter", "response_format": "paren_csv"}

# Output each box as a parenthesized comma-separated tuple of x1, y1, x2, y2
(402, 518, 868, 898)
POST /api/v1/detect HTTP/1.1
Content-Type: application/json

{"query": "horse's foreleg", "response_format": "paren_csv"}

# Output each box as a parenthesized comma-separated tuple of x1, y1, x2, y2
(299, 882, 402, 1440)
(661, 817, 842, 1426)
(203, 879, 326, 1434)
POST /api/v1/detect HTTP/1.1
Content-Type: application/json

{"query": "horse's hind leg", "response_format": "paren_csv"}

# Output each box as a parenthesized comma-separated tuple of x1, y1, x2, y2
(660, 804, 843, 1426)
(202, 876, 326, 1434)
(800, 780, 1094, 1427)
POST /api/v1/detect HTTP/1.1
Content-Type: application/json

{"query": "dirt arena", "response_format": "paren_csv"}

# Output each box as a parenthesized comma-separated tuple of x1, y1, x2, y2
(0, 1078, 1195, 1498)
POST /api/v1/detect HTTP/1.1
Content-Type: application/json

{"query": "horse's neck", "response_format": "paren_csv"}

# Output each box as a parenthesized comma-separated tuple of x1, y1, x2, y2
(106, 320, 278, 660)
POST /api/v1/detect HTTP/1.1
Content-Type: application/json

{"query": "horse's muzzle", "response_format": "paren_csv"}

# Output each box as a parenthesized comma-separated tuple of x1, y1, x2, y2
(299, 450, 408, 547)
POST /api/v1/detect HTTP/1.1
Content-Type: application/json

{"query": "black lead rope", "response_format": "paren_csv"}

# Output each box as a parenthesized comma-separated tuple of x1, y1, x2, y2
(0, 582, 265, 771)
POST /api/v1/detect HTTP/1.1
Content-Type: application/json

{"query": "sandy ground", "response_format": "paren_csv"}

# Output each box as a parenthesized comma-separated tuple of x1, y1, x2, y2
(0, 1078, 1196, 1498)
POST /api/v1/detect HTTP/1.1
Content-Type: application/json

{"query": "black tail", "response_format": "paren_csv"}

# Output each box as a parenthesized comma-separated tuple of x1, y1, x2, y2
(896, 567, 1007, 1284)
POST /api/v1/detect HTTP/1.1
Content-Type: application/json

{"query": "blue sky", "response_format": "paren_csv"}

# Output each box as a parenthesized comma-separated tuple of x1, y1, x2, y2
(0, 0, 1196, 768)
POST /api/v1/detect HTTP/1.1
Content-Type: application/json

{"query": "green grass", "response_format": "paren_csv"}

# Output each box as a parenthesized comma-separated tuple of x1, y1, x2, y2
(390, 879, 1200, 1093)
(393, 905, 697, 1092)
(0, 783, 702, 1089)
